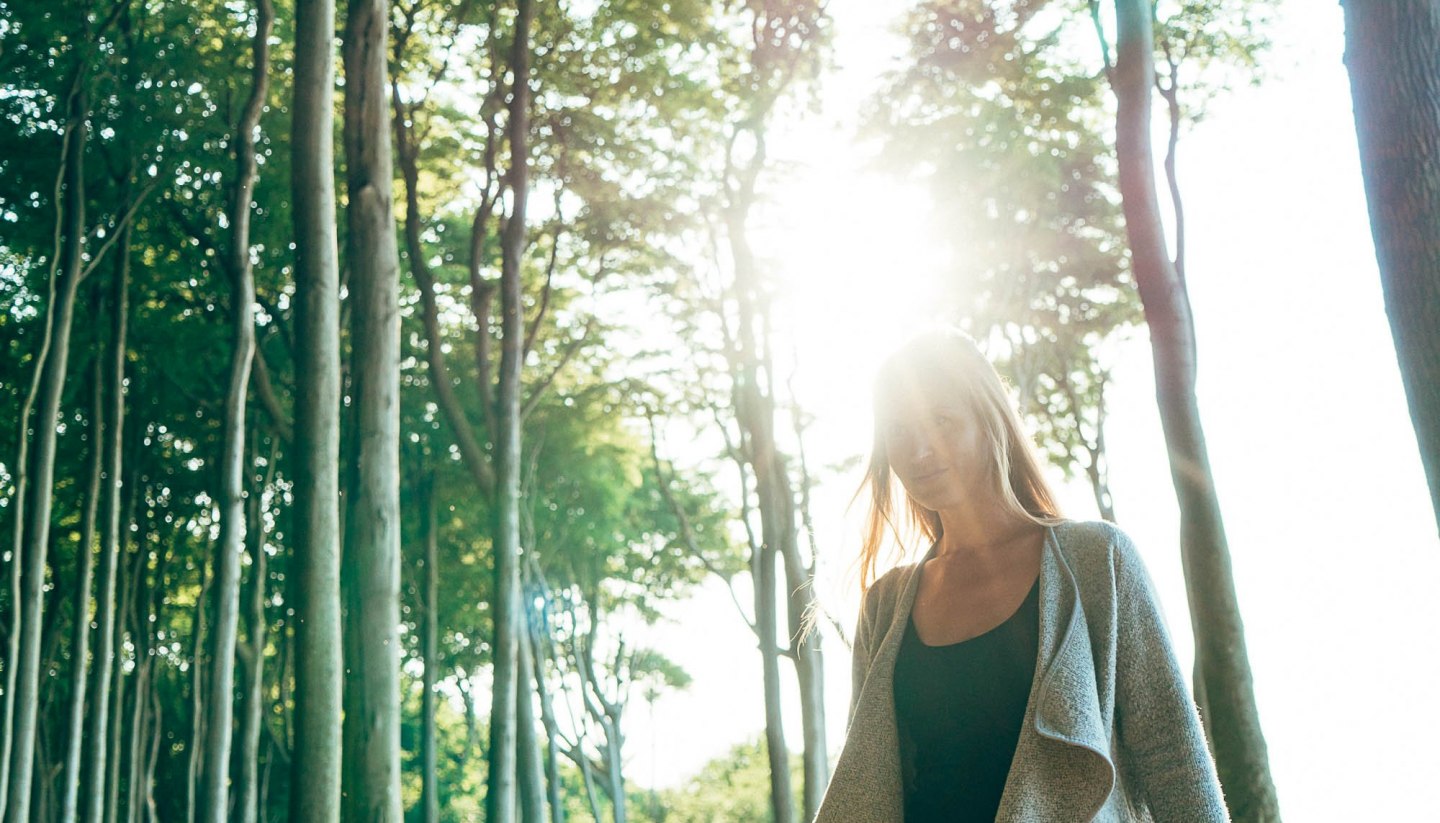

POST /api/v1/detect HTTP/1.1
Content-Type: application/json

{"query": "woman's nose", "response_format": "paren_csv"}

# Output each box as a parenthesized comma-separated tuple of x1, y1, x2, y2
(906, 431, 935, 461)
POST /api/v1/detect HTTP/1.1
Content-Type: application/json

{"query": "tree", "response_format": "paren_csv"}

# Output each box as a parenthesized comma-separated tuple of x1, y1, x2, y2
(1341, 1, 1440, 538)
(340, 0, 405, 817)
(1110, 0, 1279, 819)
(487, 1, 537, 818)
(80, 193, 130, 823)
(197, 2, 273, 821)
(288, 0, 345, 818)
(704, 3, 830, 817)
(5, 54, 90, 823)
(57, 355, 103, 823)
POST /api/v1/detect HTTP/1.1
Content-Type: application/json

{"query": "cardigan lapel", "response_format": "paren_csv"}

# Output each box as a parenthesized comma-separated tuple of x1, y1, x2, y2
(997, 526, 1116, 821)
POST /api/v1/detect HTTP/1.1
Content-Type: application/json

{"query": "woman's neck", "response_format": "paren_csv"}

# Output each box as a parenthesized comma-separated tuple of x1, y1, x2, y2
(933, 497, 1039, 561)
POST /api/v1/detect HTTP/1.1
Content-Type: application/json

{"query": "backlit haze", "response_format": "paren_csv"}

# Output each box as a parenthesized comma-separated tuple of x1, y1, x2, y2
(622, 2, 1440, 820)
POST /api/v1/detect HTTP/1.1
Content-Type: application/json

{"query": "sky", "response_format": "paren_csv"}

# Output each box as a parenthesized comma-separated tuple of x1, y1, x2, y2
(621, 2, 1440, 820)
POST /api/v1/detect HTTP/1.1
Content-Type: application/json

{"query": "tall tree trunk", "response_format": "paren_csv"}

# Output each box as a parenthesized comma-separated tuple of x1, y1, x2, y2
(420, 471, 439, 823)
(81, 225, 128, 823)
(725, 187, 795, 823)
(185, 562, 209, 823)
(485, 0, 534, 820)
(198, 3, 272, 820)
(339, 0, 403, 816)
(125, 510, 155, 823)
(516, 625, 546, 823)
(5, 78, 87, 823)
(34, 712, 53, 823)
(1111, 2, 1279, 820)
(59, 358, 104, 823)
(144, 689, 162, 823)
(136, 525, 168, 823)
(756, 545, 789, 823)
(526, 622, 565, 823)
(236, 454, 270, 823)
(0, 65, 85, 821)
(104, 479, 138, 823)
(1341, 1, 1440, 537)
(288, 0, 343, 820)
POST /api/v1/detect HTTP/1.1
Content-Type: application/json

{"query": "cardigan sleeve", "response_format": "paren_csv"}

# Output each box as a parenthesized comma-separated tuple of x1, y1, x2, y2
(847, 580, 881, 727)
(1111, 529, 1231, 822)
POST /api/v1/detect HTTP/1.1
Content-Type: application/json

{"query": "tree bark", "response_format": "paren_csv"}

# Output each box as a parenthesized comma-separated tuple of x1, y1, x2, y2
(0, 65, 85, 821)
(339, 0, 404, 816)
(59, 358, 104, 823)
(724, 163, 798, 823)
(1341, 1, 1440, 538)
(184, 561, 209, 823)
(124, 511, 156, 823)
(1111, 2, 1279, 819)
(237, 452, 271, 823)
(525, 618, 566, 823)
(516, 624, 547, 823)
(104, 474, 139, 823)
(198, 3, 272, 820)
(81, 244, 127, 823)
(288, 0, 344, 820)
(7, 79, 88, 823)
(420, 471, 439, 823)
(485, 1, 535, 820)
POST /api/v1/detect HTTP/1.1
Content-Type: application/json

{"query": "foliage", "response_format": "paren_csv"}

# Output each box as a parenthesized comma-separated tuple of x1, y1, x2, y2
(632, 737, 804, 823)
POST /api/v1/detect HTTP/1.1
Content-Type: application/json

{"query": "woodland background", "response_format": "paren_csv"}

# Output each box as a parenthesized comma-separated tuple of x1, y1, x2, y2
(2, 0, 1439, 822)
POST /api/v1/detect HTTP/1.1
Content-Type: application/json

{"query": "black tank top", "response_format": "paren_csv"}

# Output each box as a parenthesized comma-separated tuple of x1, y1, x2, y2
(892, 577, 1040, 822)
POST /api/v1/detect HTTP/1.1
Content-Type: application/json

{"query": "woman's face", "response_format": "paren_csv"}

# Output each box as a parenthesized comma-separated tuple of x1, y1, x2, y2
(879, 381, 992, 512)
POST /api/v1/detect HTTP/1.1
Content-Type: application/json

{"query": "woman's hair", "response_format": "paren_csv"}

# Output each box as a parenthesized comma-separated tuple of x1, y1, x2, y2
(856, 329, 1064, 593)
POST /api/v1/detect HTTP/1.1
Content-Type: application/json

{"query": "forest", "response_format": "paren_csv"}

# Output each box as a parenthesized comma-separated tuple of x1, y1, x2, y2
(2, 0, 1438, 822)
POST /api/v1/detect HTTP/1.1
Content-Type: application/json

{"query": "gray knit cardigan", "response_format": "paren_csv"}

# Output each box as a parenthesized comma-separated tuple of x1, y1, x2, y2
(814, 520, 1229, 822)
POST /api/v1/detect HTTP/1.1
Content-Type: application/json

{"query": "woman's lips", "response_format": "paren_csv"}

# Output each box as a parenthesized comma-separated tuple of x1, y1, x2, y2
(911, 466, 948, 482)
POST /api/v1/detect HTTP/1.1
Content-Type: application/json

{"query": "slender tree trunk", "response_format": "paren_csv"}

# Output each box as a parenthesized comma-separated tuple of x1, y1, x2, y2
(185, 562, 209, 823)
(237, 462, 270, 823)
(1341, 1, 1440, 537)
(604, 729, 625, 823)
(486, 1, 535, 820)
(59, 359, 104, 823)
(1111, 2, 1279, 820)
(458, 671, 480, 768)
(125, 514, 155, 823)
(82, 229, 128, 823)
(137, 530, 168, 823)
(34, 713, 53, 823)
(725, 190, 795, 823)
(0, 66, 83, 821)
(144, 689, 162, 823)
(420, 472, 439, 823)
(104, 484, 137, 823)
(288, 0, 343, 820)
(527, 625, 565, 823)
(198, 3, 272, 820)
(339, 0, 403, 816)
(5, 79, 88, 823)
(756, 544, 790, 823)
(516, 625, 546, 823)
(770, 438, 826, 820)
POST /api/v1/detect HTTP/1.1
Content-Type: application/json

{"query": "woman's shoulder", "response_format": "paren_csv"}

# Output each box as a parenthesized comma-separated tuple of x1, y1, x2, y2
(1054, 517, 1125, 548)
(1052, 518, 1145, 574)
(861, 558, 921, 617)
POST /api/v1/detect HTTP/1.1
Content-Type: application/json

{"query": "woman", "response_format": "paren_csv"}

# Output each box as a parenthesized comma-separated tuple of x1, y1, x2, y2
(814, 330, 1228, 823)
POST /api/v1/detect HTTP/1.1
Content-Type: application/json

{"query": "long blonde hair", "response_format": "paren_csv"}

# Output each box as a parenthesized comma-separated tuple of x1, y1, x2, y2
(856, 330, 1064, 593)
